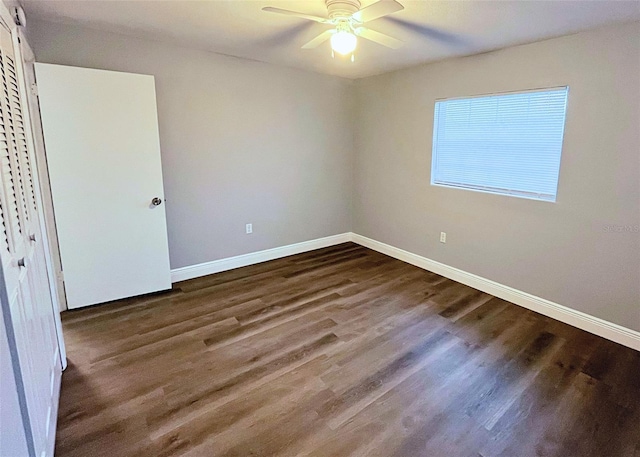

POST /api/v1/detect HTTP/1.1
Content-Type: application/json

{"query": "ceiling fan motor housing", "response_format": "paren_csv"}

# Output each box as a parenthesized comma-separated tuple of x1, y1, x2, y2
(325, 0, 362, 19)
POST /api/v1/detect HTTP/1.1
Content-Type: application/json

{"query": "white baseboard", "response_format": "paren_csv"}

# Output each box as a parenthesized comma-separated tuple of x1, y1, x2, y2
(170, 233, 352, 283)
(351, 233, 640, 352)
(170, 231, 639, 351)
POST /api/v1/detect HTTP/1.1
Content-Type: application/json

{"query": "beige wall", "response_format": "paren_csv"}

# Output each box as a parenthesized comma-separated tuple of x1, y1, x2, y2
(354, 22, 640, 331)
(29, 19, 354, 269)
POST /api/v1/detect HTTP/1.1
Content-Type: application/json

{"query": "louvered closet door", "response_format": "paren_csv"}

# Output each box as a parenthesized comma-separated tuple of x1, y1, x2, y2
(0, 21, 61, 457)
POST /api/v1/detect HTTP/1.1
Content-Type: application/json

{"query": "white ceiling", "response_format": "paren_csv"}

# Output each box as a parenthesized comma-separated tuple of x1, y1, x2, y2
(21, 0, 640, 79)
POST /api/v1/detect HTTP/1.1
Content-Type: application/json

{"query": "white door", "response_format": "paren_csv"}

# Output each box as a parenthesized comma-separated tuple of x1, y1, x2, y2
(0, 18, 61, 457)
(34, 64, 171, 309)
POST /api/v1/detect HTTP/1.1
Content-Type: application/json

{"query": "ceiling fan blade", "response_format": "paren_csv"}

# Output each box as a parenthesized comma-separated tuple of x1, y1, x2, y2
(352, 0, 404, 23)
(354, 27, 403, 49)
(302, 30, 335, 49)
(383, 17, 468, 46)
(260, 22, 316, 47)
(262, 7, 330, 24)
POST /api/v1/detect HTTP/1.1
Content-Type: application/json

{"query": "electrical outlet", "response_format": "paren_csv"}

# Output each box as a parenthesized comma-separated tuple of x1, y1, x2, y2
(440, 232, 446, 243)
(246, 223, 252, 234)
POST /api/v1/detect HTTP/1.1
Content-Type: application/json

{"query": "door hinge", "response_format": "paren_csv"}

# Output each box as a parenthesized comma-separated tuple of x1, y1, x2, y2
(30, 83, 38, 97)
(13, 6, 26, 27)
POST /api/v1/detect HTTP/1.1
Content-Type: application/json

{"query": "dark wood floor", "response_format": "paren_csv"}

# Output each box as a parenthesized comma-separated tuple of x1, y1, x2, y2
(56, 243, 640, 457)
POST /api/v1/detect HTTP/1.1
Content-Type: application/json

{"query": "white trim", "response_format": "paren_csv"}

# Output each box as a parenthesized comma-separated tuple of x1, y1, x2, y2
(170, 233, 352, 283)
(13, 30, 67, 365)
(350, 233, 640, 352)
(170, 231, 640, 351)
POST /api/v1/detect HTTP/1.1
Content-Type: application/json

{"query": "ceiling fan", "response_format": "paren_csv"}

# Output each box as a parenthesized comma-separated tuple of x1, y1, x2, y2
(263, 0, 405, 60)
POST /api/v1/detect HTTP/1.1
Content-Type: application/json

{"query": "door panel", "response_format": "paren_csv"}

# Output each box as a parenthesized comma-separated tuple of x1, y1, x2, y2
(34, 64, 171, 309)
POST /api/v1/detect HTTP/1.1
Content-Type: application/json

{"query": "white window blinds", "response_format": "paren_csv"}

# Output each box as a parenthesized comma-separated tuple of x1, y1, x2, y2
(431, 87, 568, 202)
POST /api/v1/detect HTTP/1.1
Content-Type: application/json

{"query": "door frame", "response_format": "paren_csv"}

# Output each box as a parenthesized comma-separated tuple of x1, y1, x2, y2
(16, 32, 67, 314)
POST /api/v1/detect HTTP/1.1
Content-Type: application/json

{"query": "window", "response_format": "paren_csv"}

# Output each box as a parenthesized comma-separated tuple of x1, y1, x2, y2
(430, 87, 568, 202)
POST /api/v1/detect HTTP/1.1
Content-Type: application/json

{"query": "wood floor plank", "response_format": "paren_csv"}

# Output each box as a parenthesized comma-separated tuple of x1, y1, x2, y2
(56, 242, 640, 457)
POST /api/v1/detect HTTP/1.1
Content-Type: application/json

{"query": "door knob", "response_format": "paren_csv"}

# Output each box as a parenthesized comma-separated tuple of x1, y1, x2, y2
(151, 197, 162, 206)
(17, 258, 25, 268)
(29, 234, 36, 242)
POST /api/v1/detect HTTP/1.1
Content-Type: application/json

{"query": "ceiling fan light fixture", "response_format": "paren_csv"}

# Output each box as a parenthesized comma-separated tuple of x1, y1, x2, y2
(263, 0, 405, 56)
(330, 30, 357, 55)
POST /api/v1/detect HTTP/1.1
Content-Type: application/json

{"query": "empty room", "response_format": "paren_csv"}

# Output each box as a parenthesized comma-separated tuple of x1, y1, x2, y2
(1, 0, 639, 456)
